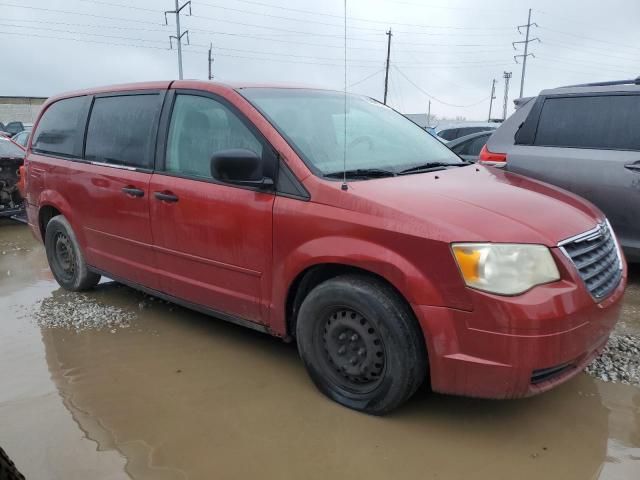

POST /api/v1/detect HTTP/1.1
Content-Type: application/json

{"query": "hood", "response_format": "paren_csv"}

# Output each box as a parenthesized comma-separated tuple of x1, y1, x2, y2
(336, 165, 602, 246)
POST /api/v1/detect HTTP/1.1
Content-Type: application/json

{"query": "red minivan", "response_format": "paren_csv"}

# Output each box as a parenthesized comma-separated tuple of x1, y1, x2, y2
(24, 81, 626, 414)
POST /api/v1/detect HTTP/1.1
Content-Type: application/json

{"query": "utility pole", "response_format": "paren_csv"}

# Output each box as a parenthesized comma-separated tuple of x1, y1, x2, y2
(502, 71, 512, 119)
(426, 100, 431, 128)
(488, 78, 497, 122)
(208, 42, 214, 80)
(513, 8, 539, 98)
(165, 0, 191, 80)
(383, 29, 392, 105)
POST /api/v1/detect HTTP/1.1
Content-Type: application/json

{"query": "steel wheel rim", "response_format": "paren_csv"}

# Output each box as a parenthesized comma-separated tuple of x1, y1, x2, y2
(318, 307, 386, 394)
(53, 232, 76, 281)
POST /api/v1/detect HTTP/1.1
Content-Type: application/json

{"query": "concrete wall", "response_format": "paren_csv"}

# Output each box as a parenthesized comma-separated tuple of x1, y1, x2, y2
(0, 97, 47, 125)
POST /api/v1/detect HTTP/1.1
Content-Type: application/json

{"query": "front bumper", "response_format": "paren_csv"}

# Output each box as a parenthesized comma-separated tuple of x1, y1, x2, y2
(413, 261, 626, 399)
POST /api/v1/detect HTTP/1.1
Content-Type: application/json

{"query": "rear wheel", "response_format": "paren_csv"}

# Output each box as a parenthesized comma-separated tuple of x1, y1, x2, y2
(44, 215, 100, 291)
(296, 274, 427, 415)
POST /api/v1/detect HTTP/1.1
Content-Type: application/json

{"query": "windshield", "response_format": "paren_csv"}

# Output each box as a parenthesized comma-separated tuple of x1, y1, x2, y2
(240, 88, 464, 176)
(0, 139, 24, 158)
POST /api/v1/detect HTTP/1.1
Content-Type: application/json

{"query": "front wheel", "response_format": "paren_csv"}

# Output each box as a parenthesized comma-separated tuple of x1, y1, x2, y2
(296, 274, 427, 415)
(44, 215, 101, 291)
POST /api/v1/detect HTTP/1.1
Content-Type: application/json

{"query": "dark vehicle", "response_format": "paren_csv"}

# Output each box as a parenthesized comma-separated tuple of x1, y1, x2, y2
(446, 131, 492, 162)
(11, 130, 29, 148)
(481, 78, 640, 262)
(0, 137, 25, 218)
(4, 122, 26, 135)
(435, 123, 496, 141)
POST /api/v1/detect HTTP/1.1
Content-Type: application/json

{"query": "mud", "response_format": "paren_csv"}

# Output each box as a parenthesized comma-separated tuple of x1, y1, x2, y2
(1, 220, 639, 480)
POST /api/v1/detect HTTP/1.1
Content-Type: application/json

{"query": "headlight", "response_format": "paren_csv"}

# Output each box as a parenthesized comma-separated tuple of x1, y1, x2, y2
(452, 243, 560, 295)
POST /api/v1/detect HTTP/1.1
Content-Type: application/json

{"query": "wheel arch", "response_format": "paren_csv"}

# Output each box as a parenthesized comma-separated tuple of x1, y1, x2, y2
(284, 262, 427, 355)
(37, 190, 74, 239)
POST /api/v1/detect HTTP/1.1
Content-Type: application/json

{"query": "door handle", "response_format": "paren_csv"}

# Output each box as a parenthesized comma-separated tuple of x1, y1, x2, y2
(121, 186, 145, 197)
(624, 162, 640, 172)
(154, 191, 179, 203)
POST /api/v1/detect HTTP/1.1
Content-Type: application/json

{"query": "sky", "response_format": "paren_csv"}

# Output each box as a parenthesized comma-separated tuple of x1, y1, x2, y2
(1, 0, 639, 121)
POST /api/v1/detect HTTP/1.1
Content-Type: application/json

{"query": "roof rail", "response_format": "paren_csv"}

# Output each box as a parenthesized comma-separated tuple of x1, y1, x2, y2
(561, 76, 640, 88)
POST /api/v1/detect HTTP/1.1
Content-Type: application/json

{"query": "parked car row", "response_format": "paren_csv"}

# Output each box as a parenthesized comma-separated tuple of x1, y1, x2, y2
(0, 121, 32, 135)
(22, 80, 626, 414)
(432, 122, 497, 141)
(0, 121, 32, 147)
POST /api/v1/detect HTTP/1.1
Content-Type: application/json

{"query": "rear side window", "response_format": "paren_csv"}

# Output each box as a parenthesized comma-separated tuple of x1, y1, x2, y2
(534, 95, 640, 150)
(453, 135, 488, 156)
(85, 94, 161, 168)
(32, 96, 89, 158)
(438, 129, 458, 141)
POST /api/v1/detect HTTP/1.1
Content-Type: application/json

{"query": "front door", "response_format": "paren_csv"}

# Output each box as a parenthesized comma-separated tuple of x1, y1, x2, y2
(150, 91, 275, 324)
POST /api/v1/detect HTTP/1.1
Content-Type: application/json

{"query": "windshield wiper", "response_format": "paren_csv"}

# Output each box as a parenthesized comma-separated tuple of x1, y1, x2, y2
(398, 161, 469, 175)
(324, 168, 397, 179)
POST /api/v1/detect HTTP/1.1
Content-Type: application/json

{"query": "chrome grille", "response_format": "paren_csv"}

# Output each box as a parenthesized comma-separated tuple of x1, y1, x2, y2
(559, 223, 623, 300)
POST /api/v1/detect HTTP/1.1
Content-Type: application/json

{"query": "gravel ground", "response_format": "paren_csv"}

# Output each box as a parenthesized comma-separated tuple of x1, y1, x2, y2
(586, 334, 640, 386)
(33, 291, 136, 332)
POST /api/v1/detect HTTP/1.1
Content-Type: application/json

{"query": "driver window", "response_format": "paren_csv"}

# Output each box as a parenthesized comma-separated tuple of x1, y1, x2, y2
(166, 94, 263, 178)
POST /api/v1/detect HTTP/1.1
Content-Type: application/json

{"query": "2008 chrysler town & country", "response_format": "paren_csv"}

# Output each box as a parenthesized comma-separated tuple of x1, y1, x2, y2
(24, 81, 627, 414)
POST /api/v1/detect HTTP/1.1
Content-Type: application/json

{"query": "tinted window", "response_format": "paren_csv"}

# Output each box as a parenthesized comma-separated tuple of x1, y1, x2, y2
(165, 94, 262, 179)
(32, 96, 88, 157)
(467, 135, 489, 155)
(534, 95, 640, 150)
(85, 94, 160, 168)
(453, 135, 488, 156)
(5, 122, 23, 135)
(438, 129, 459, 140)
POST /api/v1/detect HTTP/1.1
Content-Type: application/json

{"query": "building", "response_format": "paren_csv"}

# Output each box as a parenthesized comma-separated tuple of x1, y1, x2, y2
(0, 96, 47, 125)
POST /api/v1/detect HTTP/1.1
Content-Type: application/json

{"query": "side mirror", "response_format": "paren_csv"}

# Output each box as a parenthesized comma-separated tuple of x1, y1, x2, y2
(210, 149, 274, 189)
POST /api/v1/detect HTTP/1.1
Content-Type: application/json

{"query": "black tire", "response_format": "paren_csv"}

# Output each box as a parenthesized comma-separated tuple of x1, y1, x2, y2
(296, 274, 427, 415)
(44, 215, 100, 291)
(0, 446, 25, 480)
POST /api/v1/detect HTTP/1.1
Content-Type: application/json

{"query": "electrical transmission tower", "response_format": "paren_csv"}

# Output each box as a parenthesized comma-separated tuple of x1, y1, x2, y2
(165, 0, 191, 80)
(513, 8, 539, 98)
(488, 78, 497, 121)
(502, 71, 512, 120)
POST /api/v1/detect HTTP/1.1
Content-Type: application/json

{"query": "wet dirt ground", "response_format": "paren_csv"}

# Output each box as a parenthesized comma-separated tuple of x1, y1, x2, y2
(0, 220, 639, 480)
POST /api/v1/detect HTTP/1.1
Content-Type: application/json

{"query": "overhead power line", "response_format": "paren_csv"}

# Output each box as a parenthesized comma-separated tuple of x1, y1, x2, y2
(0, 22, 168, 44)
(349, 68, 385, 88)
(392, 65, 490, 108)
(0, 2, 162, 25)
(538, 26, 640, 53)
(196, 0, 514, 31)
(76, 0, 159, 12)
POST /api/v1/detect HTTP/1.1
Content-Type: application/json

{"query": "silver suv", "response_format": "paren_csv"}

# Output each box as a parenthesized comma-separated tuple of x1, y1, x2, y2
(482, 78, 640, 262)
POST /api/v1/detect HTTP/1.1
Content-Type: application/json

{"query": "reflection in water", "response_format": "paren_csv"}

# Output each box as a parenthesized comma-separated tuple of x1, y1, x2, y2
(39, 282, 620, 480)
(2, 222, 638, 479)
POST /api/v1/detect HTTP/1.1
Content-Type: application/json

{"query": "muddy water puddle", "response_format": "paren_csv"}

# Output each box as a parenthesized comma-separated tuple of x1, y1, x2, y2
(1, 221, 639, 479)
